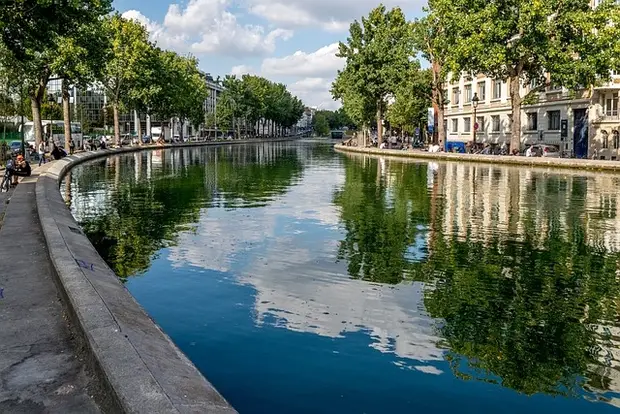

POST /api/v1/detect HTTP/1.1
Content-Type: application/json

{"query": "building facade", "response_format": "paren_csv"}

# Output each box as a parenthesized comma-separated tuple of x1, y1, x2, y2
(443, 71, 620, 158)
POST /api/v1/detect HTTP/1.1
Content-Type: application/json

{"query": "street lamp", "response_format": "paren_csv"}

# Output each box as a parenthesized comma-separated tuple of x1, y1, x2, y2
(472, 92, 480, 146)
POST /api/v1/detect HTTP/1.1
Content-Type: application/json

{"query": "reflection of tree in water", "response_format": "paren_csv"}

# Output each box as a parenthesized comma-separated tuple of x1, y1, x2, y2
(73, 145, 304, 279)
(420, 220, 620, 397)
(212, 150, 303, 208)
(79, 158, 209, 280)
(333, 156, 430, 284)
(335, 155, 620, 399)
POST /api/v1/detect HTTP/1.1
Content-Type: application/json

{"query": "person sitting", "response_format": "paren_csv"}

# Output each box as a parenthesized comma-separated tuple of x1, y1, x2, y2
(11, 154, 31, 184)
(51, 144, 67, 160)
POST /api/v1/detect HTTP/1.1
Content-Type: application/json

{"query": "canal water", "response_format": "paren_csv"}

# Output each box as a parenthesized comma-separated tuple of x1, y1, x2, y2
(62, 140, 620, 413)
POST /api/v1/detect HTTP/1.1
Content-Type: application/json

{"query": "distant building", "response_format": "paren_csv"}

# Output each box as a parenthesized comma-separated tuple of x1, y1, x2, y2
(439, 0, 620, 158)
(442, 71, 620, 158)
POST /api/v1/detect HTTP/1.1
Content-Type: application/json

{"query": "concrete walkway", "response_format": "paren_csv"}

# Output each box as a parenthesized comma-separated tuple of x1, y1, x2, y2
(0, 166, 103, 413)
(335, 144, 620, 172)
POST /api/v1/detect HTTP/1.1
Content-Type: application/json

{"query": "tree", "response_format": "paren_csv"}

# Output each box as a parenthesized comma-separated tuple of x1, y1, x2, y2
(100, 14, 152, 146)
(313, 112, 330, 136)
(444, 0, 620, 152)
(387, 65, 432, 136)
(219, 75, 304, 139)
(50, 19, 110, 149)
(332, 5, 413, 145)
(412, 2, 454, 148)
(0, 0, 112, 148)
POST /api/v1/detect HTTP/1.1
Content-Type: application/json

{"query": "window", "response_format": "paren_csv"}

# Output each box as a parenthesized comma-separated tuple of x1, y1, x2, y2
(614, 131, 620, 149)
(527, 113, 538, 131)
(602, 130, 609, 149)
(477, 82, 486, 101)
(452, 88, 460, 105)
(476, 116, 485, 132)
(492, 80, 502, 100)
(606, 93, 618, 116)
(547, 110, 561, 130)
(464, 85, 472, 103)
(464, 117, 471, 133)
(452, 118, 458, 132)
(491, 115, 500, 132)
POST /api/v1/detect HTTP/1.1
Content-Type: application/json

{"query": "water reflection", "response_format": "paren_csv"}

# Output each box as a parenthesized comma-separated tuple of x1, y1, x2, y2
(342, 156, 620, 405)
(63, 142, 620, 412)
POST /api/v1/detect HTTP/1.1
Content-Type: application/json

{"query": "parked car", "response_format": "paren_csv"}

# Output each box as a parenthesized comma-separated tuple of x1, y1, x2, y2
(530, 144, 560, 158)
(9, 140, 22, 154)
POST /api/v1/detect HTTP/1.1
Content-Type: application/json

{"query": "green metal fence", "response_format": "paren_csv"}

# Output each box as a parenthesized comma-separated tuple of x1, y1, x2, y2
(0, 132, 21, 143)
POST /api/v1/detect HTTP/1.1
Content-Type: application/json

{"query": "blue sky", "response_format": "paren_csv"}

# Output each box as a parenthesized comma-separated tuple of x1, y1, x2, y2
(113, 0, 427, 109)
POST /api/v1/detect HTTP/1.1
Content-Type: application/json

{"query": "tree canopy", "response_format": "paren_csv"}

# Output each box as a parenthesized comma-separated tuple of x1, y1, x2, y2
(332, 5, 414, 144)
(441, 0, 620, 150)
(218, 75, 304, 138)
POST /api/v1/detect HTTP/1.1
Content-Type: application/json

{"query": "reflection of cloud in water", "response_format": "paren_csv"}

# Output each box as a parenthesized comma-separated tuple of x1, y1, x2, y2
(168, 163, 444, 366)
(168, 166, 342, 271)
(240, 246, 443, 365)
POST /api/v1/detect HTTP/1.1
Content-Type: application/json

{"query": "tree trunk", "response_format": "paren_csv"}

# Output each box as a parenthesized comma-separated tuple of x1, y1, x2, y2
(30, 72, 49, 149)
(113, 103, 120, 147)
(377, 102, 384, 145)
(509, 75, 522, 153)
(30, 94, 44, 149)
(62, 79, 71, 151)
(136, 111, 142, 146)
(437, 102, 445, 149)
(431, 60, 445, 149)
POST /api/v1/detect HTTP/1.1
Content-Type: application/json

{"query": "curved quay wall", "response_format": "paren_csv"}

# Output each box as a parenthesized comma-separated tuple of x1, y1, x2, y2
(334, 144, 620, 172)
(35, 140, 294, 413)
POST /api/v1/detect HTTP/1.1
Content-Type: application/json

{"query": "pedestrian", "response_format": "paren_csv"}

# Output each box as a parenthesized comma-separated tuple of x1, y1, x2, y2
(69, 139, 75, 155)
(38, 141, 46, 166)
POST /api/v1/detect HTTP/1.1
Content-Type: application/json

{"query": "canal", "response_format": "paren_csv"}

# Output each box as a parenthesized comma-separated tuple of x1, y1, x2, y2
(62, 140, 620, 413)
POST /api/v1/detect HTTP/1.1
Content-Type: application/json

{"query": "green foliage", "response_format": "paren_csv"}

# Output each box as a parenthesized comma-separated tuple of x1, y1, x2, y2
(313, 112, 330, 136)
(219, 75, 304, 138)
(101, 14, 153, 110)
(387, 65, 432, 133)
(0, 0, 112, 145)
(332, 5, 414, 141)
(0, 0, 112, 63)
(442, 0, 620, 149)
(313, 109, 354, 131)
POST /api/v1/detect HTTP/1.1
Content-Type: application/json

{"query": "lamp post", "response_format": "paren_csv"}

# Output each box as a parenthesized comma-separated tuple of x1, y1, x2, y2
(472, 92, 480, 146)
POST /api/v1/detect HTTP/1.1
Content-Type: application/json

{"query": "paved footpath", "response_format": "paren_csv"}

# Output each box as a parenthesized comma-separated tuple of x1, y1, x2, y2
(0, 166, 102, 413)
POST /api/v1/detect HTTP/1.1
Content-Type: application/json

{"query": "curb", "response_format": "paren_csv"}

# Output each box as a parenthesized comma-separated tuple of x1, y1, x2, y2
(334, 144, 620, 172)
(34, 139, 293, 413)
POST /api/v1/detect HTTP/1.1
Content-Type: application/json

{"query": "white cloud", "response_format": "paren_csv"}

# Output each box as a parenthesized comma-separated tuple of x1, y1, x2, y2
(261, 43, 344, 78)
(287, 77, 339, 110)
(122, 0, 293, 58)
(229, 43, 343, 109)
(248, 0, 426, 31)
(230, 65, 256, 76)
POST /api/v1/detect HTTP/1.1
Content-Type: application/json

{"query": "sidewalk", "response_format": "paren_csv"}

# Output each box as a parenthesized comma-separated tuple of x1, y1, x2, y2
(0, 166, 103, 412)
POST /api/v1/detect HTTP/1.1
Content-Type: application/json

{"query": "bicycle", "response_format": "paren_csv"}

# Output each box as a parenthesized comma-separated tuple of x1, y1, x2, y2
(1, 159, 14, 192)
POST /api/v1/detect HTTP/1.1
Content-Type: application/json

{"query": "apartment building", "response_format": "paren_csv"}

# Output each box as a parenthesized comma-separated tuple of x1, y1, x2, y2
(443, 71, 620, 158)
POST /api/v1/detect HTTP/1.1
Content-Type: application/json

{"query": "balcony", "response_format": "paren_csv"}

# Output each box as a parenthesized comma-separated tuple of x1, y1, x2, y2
(592, 106, 620, 123)
(594, 77, 620, 91)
